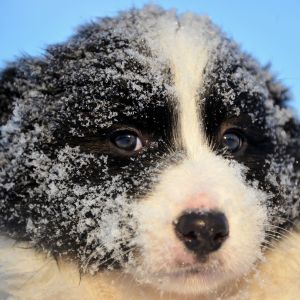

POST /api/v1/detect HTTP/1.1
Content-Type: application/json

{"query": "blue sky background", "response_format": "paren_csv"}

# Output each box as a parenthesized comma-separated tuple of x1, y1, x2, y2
(1, 0, 299, 112)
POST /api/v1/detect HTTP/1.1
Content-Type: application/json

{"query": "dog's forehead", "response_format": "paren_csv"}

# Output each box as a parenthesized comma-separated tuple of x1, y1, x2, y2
(77, 10, 270, 149)
(140, 12, 218, 154)
(62, 12, 217, 127)
(90, 10, 266, 116)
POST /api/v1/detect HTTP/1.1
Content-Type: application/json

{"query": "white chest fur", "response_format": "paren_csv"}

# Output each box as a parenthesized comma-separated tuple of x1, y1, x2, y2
(1, 231, 300, 300)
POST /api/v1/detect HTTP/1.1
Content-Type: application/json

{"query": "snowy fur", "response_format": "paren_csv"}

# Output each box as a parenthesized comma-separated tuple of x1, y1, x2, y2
(0, 5, 299, 300)
(144, 12, 213, 151)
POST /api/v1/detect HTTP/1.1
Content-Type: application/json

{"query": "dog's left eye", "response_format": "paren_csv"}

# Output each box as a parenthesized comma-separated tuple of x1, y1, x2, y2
(222, 131, 244, 153)
(111, 131, 143, 152)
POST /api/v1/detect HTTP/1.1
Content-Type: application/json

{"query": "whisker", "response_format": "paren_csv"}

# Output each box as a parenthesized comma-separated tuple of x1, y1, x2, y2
(101, 246, 135, 270)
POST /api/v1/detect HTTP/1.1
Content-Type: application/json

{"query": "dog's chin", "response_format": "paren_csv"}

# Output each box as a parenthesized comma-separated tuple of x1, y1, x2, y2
(153, 269, 228, 295)
(130, 260, 237, 296)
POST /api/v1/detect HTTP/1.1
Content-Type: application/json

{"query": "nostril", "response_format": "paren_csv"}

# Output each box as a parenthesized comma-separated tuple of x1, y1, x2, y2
(181, 230, 197, 242)
(174, 211, 229, 256)
(213, 229, 229, 242)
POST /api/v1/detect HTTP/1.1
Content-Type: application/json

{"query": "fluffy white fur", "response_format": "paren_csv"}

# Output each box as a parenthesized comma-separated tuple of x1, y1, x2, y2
(131, 157, 267, 294)
(1, 229, 300, 300)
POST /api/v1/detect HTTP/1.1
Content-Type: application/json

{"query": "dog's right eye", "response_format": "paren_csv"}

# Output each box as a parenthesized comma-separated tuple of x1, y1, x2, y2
(110, 130, 143, 153)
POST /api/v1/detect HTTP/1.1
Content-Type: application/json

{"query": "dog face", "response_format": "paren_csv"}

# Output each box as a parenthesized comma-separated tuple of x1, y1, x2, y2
(0, 6, 299, 296)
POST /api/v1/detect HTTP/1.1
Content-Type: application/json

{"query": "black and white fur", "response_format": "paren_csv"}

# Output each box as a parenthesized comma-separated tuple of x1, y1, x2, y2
(0, 6, 299, 300)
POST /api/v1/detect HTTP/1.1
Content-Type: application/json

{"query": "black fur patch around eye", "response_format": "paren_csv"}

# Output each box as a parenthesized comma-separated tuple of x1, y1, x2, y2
(200, 45, 300, 228)
(0, 10, 185, 270)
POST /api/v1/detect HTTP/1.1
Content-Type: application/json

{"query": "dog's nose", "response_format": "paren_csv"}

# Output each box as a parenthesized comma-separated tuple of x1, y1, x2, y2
(174, 211, 229, 256)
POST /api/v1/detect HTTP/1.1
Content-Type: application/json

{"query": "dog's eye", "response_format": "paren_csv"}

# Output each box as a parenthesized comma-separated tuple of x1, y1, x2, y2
(222, 131, 244, 153)
(111, 131, 143, 152)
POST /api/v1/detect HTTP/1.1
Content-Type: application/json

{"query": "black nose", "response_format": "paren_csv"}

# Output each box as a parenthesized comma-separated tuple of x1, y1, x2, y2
(174, 211, 229, 256)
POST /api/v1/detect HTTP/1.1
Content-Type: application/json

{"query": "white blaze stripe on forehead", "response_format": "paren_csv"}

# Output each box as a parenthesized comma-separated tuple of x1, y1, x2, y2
(172, 29, 208, 157)
(144, 13, 215, 157)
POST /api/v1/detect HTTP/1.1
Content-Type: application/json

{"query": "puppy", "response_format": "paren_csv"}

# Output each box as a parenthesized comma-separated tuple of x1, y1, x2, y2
(0, 6, 299, 300)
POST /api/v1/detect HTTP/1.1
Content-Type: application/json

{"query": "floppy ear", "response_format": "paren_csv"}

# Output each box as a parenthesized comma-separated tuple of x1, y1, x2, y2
(0, 66, 20, 126)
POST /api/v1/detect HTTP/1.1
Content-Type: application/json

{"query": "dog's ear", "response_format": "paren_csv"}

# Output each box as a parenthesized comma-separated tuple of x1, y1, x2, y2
(0, 66, 20, 126)
(264, 65, 290, 107)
